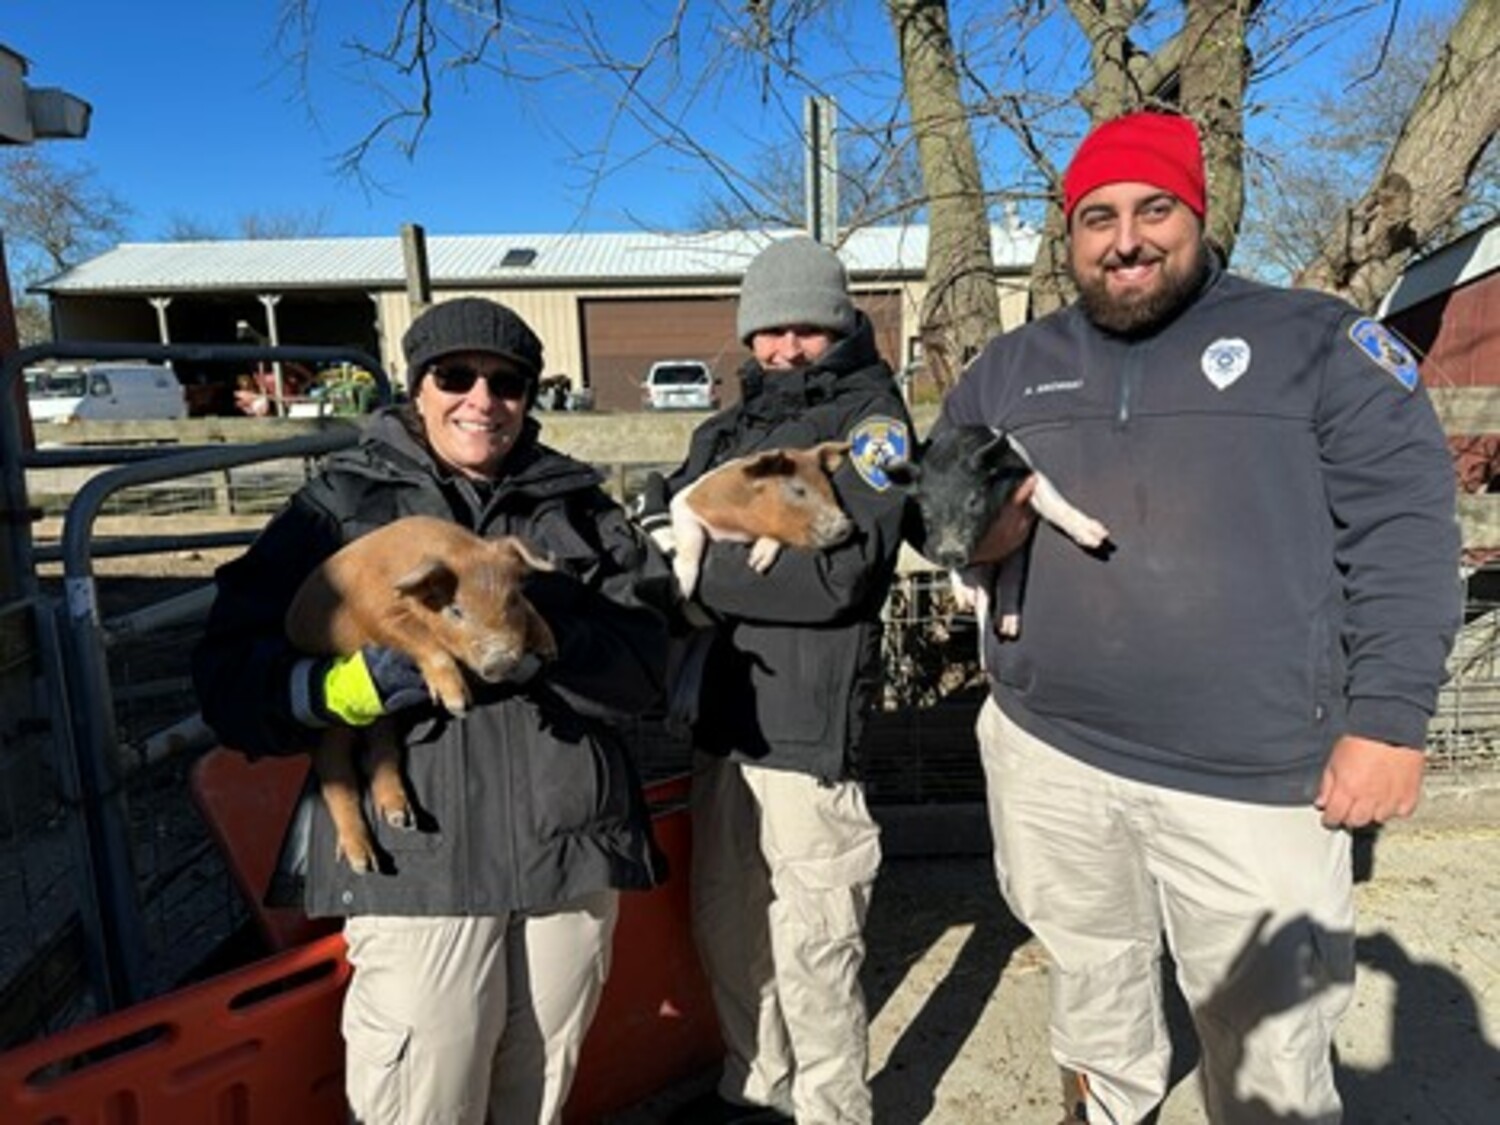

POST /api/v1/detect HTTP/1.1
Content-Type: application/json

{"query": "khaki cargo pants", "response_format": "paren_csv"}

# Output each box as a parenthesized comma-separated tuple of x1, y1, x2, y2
(341, 893, 617, 1125)
(978, 698, 1355, 1124)
(690, 752, 882, 1125)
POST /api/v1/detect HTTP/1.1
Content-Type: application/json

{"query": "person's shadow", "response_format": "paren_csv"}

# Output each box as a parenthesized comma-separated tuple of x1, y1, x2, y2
(1338, 929, 1500, 1122)
(1163, 911, 1500, 1123)
(863, 855, 1033, 1124)
(862, 844, 1499, 1124)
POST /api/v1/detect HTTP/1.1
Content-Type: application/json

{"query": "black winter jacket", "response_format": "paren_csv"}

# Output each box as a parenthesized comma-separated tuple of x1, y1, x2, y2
(192, 408, 670, 917)
(941, 257, 1461, 803)
(665, 314, 914, 782)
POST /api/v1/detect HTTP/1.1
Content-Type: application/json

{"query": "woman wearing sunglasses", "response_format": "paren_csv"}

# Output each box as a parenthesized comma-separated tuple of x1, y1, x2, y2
(194, 297, 671, 1125)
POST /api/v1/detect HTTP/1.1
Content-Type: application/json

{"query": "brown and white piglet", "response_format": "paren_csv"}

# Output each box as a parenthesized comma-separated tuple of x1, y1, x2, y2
(668, 441, 854, 599)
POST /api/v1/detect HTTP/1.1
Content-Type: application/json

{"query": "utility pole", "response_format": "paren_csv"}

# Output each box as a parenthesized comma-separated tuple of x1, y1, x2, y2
(804, 95, 839, 246)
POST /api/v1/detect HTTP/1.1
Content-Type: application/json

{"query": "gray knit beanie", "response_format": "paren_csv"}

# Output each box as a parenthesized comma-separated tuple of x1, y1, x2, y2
(736, 236, 856, 344)
(402, 297, 544, 393)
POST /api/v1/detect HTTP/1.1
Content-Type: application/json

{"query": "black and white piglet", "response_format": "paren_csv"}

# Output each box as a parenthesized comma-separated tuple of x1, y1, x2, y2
(889, 425, 1109, 638)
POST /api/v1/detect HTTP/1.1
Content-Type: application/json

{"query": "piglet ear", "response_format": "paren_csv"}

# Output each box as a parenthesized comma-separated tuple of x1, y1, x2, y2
(884, 459, 920, 487)
(742, 450, 796, 479)
(497, 535, 555, 574)
(968, 432, 1014, 475)
(815, 440, 852, 474)
(393, 558, 459, 610)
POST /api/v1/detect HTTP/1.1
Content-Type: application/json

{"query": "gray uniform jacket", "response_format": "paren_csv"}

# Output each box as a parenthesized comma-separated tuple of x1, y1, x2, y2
(664, 315, 914, 782)
(193, 409, 670, 917)
(941, 257, 1461, 804)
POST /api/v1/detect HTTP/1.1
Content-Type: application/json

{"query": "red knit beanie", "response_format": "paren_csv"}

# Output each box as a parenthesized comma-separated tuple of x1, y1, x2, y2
(1063, 112, 1206, 221)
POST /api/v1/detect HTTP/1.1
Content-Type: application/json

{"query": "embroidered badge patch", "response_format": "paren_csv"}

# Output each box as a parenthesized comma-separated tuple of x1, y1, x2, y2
(1201, 337, 1252, 391)
(848, 416, 910, 492)
(1349, 318, 1420, 392)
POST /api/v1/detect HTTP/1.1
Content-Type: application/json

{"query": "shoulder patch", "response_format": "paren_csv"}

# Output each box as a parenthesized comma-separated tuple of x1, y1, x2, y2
(1348, 318, 1420, 392)
(848, 416, 910, 492)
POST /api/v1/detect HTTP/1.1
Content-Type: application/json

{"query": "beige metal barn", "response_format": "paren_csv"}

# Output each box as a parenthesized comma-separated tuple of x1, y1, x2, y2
(33, 223, 1041, 413)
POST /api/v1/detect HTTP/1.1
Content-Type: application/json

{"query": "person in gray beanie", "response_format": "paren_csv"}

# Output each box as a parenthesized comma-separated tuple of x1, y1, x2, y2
(735, 236, 858, 344)
(195, 295, 672, 1124)
(645, 236, 913, 1125)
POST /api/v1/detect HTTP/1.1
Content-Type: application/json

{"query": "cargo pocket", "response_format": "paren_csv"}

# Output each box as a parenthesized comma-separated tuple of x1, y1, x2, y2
(342, 992, 412, 1124)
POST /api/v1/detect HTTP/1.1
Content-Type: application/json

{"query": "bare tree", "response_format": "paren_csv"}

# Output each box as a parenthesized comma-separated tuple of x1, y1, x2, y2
(1237, 8, 1496, 284)
(0, 151, 130, 278)
(690, 133, 923, 233)
(283, 1, 1498, 352)
(1295, 0, 1500, 308)
(241, 208, 333, 240)
(1178, 0, 1252, 255)
(161, 207, 333, 242)
(884, 0, 999, 388)
(160, 213, 226, 242)
(0, 151, 131, 346)
(1018, 0, 1256, 315)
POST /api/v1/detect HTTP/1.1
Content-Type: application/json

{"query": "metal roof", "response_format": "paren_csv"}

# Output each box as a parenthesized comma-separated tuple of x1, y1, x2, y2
(1378, 217, 1500, 319)
(35, 224, 1040, 295)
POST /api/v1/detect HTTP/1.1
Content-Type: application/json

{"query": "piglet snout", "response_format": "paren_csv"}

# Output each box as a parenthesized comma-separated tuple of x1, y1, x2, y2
(923, 526, 975, 570)
(811, 509, 854, 548)
(473, 642, 528, 683)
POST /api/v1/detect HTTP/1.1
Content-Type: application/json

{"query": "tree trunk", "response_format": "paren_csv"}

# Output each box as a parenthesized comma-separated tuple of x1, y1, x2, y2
(885, 0, 1000, 392)
(1030, 0, 1149, 317)
(1177, 0, 1249, 258)
(1295, 0, 1500, 309)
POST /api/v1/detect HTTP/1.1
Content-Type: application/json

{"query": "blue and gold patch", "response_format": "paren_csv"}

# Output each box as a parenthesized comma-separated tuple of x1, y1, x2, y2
(1349, 317, 1420, 392)
(848, 415, 910, 492)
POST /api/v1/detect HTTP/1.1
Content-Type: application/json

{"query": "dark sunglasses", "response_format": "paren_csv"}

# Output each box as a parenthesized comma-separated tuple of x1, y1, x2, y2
(429, 363, 532, 399)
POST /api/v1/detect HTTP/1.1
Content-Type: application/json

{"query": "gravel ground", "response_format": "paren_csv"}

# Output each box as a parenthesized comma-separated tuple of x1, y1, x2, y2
(613, 791, 1500, 1124)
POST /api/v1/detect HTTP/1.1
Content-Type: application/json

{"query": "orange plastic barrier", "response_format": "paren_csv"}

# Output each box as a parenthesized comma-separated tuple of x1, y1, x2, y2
(567, 773, 722, 1123)
(189, 750, 339, 951)
(0, 758, 720, 1124)
(0, 933, 350, 1125)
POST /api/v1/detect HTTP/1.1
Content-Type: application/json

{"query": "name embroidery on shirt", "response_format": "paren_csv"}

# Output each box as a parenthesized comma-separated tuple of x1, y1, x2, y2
(1023, 379, 1085, 396)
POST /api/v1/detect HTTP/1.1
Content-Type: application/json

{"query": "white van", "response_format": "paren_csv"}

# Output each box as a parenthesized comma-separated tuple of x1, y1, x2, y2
(25, 363, 188, 425)
(641, 360, 718, 411)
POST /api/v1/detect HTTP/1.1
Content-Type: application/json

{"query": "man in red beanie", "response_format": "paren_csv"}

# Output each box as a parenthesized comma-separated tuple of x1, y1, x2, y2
(911, 111, 1459, 1122)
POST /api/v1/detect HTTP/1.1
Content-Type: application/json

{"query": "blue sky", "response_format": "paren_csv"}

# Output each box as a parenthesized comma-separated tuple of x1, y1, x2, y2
(6, 1, 867, 241)
(5, 1, 1463, 246)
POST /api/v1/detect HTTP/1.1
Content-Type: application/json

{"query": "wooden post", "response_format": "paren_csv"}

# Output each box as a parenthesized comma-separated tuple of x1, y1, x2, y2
(215, 468, 235, 516)
(402, 223, 432, 313)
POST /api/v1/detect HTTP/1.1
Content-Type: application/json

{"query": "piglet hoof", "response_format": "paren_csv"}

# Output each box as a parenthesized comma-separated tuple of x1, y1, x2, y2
(1073, 519, 1110, 549)
(747, 537, 782, 573)
(338, 840, 379, 875)
(382, 803, 415, 831)
(996, 613, 1021, 638)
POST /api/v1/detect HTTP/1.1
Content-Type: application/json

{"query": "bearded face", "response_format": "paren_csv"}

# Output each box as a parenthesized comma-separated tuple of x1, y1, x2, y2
(1067, 185, 1209, 336)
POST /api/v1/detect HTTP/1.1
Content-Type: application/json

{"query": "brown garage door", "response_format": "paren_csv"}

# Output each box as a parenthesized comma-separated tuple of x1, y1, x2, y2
(581, 297, 739, 413)
(581, 291, 903, 413)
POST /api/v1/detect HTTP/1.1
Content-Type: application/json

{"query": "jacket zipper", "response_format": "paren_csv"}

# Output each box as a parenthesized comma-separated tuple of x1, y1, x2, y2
(1115, 337, 1154, 427)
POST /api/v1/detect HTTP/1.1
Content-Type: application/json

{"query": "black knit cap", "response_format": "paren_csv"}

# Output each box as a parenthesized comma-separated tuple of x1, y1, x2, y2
(401, 298, 544, 392)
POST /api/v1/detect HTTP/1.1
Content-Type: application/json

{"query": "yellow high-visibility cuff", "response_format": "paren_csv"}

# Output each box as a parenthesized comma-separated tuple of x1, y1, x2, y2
(323, 651, 383, 726)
